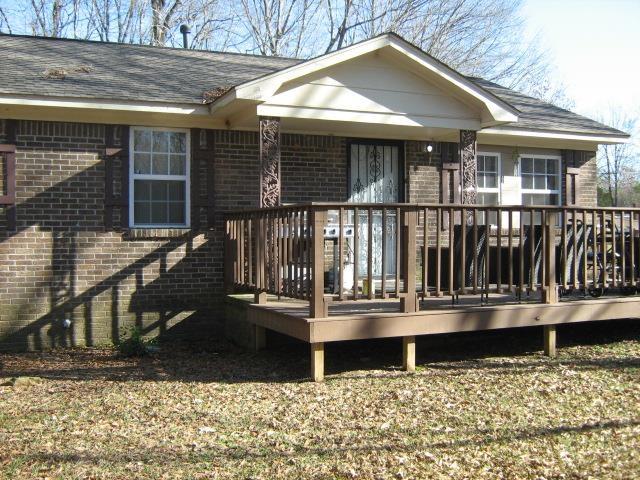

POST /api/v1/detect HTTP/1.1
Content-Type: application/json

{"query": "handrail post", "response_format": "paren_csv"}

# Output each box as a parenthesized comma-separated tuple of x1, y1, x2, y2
(400, 209, 418, 313)
(224, 218, 235, 293)
(543, 209, 558, 304)
(310, 207, 328, 318)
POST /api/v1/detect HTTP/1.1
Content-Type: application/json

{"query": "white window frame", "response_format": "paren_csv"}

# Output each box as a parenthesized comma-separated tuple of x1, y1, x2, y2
(477, 151, 501, 205)
(517, 154, 562, 206)
(129, 126, 191, 228)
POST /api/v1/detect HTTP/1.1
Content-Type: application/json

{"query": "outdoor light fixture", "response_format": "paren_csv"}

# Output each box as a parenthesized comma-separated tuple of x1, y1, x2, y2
(426, 144, 433, 153)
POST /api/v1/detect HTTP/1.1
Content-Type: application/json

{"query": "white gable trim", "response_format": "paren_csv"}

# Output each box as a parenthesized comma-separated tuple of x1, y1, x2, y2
(210, 33, 519, 126)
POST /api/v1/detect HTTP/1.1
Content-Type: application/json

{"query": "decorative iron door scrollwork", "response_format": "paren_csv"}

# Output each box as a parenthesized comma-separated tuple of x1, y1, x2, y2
(348, 142, 400, 278)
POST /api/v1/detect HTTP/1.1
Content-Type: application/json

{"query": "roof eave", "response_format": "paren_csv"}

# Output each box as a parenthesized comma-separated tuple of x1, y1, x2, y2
(480, 126, 631, 144)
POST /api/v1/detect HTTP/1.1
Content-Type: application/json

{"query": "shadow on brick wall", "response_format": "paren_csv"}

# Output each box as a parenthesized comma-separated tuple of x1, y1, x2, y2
(1, 160, 221, 351)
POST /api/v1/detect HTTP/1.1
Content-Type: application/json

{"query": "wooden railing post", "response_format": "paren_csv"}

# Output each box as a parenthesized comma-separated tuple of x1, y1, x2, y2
(400, 209, 419, 313)
(310, 208, 328, 318)
(543, 210, 559, 304)
(224, 219, 235, 293)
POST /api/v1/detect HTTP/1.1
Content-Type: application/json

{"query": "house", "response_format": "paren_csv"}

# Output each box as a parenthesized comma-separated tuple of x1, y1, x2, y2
(0, 32, 636, 380)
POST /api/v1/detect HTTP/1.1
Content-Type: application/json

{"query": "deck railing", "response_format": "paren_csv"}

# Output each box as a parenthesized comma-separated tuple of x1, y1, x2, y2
(225, 203, 640, 317)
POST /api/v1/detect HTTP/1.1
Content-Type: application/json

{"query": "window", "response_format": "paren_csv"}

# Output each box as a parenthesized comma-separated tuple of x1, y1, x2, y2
(476, 153, 500, 205)
(476, 153, 500, 224)
(130, 127, 190, 227)
(519, 155, 561, 206)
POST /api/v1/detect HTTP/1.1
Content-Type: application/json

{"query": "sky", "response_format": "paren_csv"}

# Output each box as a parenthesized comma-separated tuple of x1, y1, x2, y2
(522, 0, 640, 121)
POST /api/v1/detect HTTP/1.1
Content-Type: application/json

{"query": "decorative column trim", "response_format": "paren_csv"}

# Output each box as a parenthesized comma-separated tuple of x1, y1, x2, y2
(460, 130, 477, 205)
(259, 117, 281, 208)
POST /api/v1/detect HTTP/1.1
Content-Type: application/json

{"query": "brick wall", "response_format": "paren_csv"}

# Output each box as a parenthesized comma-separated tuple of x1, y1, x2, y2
(405, 140, 441, 204)
(0, 120, 221, 351)
(0, 122, 352, 351)
(575, 151, 598, 207)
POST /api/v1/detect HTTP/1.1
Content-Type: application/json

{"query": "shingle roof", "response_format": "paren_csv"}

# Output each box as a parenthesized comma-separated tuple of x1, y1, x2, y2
(469, 77, 627, 137)
(0, 33, 628, 138)
(0, 34, 300, 104)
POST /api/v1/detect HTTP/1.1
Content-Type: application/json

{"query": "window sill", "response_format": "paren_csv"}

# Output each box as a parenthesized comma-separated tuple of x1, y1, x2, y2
(123, 228, 191, 240)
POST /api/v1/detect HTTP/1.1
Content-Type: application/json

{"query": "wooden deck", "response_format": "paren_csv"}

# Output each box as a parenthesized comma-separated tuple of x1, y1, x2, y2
(225, 203, 640, 380)
(231, 293, 640, 344)
(231, 291, 640, 381)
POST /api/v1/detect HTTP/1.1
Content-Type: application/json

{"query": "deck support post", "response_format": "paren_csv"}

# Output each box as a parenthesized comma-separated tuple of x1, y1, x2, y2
(254, 291, 267, 304)
(254, 325, 266, 351)
(310, 209, 328, 318)
(402, 336, 416, 372)
(400, 210, 418, 313)
(311, 342, 324, 382)
(544, 325, 557, 357)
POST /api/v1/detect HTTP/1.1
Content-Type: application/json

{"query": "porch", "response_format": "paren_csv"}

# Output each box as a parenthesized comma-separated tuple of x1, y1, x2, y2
(225, 203, 640, 381)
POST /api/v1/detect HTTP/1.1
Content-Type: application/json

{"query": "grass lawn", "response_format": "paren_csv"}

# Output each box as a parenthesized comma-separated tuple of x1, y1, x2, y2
(1, 320, 639, 479)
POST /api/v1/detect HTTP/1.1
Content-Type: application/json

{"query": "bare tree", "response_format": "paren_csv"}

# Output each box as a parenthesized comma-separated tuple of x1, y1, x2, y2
(598, 110, 639, 206)
(237, 0, 320, 56)
(149, 0, 181, 45)
(0, 5, 12, 33)
(525, 75, 575, 110)
(323, 0, 353, 53)
(24, 0, 85, 37)
(162, 0, 237, 50)
(85, 0, 146, 43)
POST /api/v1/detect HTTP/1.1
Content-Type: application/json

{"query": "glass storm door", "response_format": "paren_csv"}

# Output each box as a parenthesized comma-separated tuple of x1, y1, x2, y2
(348, 142, 400, 280)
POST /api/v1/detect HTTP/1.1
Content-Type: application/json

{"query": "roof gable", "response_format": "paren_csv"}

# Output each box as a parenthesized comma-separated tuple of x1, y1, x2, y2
(216, 33, 519, 127)
(255, 51, 486, 131)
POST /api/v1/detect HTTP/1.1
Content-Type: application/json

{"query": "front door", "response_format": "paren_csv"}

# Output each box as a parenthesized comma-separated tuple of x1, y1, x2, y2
(348, 141, 402, 284)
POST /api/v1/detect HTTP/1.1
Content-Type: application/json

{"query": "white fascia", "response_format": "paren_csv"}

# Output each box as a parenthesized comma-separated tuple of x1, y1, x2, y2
(481, 127, 631, 145)
(0, 94, 210, 115)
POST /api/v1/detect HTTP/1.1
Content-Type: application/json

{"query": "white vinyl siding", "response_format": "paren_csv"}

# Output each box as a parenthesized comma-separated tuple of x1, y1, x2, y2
(130, 127, 190, 228)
